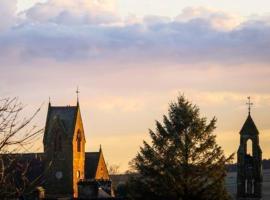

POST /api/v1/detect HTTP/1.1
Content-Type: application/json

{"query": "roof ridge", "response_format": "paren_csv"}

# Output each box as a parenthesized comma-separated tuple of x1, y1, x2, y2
(50, 106, 77, 108)
(85, 152, 100, 155)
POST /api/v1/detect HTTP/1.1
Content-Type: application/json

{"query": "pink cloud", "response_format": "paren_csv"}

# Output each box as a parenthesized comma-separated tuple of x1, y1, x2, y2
(175, 7, 243, 31)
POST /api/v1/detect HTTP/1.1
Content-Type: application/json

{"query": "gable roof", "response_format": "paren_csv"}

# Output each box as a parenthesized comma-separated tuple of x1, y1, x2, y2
(43, 104, 79, 143)
(85, 152, 100, 179)
(240, 114, 259, 135)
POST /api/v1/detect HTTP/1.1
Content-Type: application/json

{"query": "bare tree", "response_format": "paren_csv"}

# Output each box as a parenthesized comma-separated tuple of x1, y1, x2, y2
(0, 97, 43, 199)
(108, 163, 120, 175)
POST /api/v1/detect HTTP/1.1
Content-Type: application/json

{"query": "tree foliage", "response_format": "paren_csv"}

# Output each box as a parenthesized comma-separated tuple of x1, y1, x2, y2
(128, 95, 233, 200)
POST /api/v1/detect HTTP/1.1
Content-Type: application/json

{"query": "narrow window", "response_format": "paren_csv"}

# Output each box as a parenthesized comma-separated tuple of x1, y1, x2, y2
(54, 131, 62, 152)
(58, 135, 62, 151)
(77, 170, 80, 178)
(252, 179, 255, 194)
(245, 179, 248, 193)
(246, 139, 253, 156)
(54, 135, 57, 151)
(77, 130, 81, 152)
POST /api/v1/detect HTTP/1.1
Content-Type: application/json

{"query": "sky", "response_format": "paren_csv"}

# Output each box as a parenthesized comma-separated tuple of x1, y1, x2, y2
(1, 0, 270, 172)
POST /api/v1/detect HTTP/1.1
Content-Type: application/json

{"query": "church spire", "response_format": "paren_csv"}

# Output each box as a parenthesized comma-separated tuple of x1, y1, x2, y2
(48, 96, 51, 107)
(240, 97, 258, 135)
(76, 86, 80, 106)
(99, 144, 102, 152)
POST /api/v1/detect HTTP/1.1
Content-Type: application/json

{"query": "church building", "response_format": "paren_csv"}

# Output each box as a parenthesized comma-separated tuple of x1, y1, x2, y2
(6, 100, 111, 199)
(43, 100, 111, 198)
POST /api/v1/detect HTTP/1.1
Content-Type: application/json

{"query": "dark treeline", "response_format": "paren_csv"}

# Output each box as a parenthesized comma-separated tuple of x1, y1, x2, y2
(227, 159, 270, 172)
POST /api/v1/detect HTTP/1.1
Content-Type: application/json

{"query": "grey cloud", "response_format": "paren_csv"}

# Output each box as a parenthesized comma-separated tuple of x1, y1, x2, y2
(0, 0, 17, 31)
(1, 3, 270, 65)
(24, 0, 120, 25)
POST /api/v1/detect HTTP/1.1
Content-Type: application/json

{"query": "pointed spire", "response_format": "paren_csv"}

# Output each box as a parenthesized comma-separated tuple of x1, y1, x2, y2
(48, 96, 51, 107)
(239, 97, 259, 135)
(240, 114, 259, 135)
(76, 86, 80, 106)
(99, 144, 102, 152)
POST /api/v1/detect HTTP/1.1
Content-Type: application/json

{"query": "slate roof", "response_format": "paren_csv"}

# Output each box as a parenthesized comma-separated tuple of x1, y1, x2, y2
(44, 104, 78, 142)
(85, 152, 100, 179)
(1, 153, 45, 185)
(240, 114, 259, 135)
(2, 150, 103, 184)
(0, 151, 106, 189)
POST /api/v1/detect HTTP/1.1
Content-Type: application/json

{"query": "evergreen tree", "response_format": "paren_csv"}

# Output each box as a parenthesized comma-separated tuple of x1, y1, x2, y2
(128, 95, 233, 200)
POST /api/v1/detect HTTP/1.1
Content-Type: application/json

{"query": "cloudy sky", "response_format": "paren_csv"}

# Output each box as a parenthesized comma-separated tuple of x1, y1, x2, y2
(2, 0, 270, 171)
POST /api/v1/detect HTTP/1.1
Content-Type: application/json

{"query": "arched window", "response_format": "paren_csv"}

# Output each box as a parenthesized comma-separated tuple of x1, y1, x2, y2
(54, 131, 62, 152)
(246, 139, 252, 156)
(77, 130, 82, 152)
(77, 170, 80, 179)
(58, 135, 62, 151)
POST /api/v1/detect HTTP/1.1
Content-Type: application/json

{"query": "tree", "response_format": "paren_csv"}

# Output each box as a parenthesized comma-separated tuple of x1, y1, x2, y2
(0, 97, 43, 199)
(108, 163, 120, 175)
(128, 95, 234, 200)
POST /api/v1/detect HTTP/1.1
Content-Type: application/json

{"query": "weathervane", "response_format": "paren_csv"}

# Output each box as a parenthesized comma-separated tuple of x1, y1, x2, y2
(246, 96, 253, 115)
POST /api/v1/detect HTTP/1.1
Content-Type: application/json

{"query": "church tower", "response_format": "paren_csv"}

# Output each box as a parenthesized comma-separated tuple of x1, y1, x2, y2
(237, 97, 262, 199)
(43, 101, 86, 198)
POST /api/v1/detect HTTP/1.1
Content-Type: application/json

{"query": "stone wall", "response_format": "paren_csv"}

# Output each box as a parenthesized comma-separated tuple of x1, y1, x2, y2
(72, 107, 86, 198)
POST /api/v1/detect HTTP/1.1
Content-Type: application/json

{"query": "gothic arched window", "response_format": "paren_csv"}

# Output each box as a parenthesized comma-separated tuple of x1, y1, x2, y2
(54, 131, 62, 152)
(77, 130, 82, 152)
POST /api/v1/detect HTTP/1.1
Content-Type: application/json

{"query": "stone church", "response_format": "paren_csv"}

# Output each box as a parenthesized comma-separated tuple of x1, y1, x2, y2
(43, 100, 111, 198)
(8, 101, 111, 199)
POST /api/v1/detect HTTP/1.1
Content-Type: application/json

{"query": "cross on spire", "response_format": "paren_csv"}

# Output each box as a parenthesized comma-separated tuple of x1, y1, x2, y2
(246, 96, 253, 115)
(76, 86, 80, 104)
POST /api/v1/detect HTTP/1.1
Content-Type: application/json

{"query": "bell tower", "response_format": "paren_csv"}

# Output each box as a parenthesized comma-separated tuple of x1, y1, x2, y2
(43, 99, 86, 198)
(237, 97, 262, 199)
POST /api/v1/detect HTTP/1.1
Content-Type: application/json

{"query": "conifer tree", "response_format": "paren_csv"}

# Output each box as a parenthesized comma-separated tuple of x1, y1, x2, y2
(128, 95, 233, 200)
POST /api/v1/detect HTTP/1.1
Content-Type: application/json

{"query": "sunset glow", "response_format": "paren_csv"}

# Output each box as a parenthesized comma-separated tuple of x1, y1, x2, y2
(2, 0, 270, 172)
